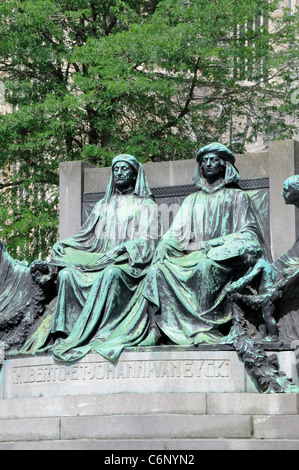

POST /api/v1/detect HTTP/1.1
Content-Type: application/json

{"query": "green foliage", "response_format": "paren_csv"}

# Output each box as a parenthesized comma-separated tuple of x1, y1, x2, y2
(0, 0, 298, 260)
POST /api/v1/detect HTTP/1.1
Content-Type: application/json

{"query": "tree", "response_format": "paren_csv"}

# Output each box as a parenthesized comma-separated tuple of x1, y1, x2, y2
(0, 0, 298, 261)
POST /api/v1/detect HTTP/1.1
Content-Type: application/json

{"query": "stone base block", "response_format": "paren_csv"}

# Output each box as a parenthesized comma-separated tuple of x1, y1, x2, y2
(1, 348, 298, 399)
(0, 349, 298, 449)
(0, 392, 298, 419)
(0, 407, 299, 445)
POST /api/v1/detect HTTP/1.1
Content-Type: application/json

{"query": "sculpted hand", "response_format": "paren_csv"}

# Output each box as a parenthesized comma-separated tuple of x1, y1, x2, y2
(201, 239, 224, 254)
(116, 244, 126, 256)
(52, 242, 65, 257)
(200, 241, 211, 254)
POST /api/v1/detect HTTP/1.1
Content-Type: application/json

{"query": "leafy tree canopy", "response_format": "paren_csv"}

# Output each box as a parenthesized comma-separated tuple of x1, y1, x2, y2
(0, 0, 298, 260)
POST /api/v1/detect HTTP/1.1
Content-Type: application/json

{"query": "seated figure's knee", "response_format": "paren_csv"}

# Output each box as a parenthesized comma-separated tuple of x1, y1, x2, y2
(196, 257, 214, 273)
(58, 267, 72, 283)
(103, 266, 122, 280)
(147, 263, 163, 278)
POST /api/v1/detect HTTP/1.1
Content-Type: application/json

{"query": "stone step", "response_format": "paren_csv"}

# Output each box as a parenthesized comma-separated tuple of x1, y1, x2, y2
(1, 438, 299, 451)
(0, 412, 299, 443)
(0, 393, 298, 419)
(1, 349, 298, 450)
(0, 393, 298, 449)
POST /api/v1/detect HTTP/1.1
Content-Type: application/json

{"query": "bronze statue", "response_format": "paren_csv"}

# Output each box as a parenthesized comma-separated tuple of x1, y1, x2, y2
(11, 152, 299, 392)
(222, 175, 299, 392)
(0, 243, 55, 351)
(272, 175, 299, 285)
(265, 175, 299, 343)
(226, 241, 279, 342)
(140, 142, 264, 346)
(23, 154, 161, 362)
(222, 175, 299, 346)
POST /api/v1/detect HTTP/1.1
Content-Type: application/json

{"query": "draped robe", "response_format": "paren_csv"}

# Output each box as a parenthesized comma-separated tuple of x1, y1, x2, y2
(0, 241, 35, 320)
(143, 176, 263, 345)
(0, 241, 50, 350)
(49, 192, 160, 362)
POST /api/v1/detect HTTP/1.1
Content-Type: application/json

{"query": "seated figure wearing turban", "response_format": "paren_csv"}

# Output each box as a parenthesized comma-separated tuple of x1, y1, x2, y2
(140, 143, 264, 346)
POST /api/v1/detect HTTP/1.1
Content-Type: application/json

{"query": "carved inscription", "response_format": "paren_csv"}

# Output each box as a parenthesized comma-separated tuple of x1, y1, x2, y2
(12, 359, 230, 385)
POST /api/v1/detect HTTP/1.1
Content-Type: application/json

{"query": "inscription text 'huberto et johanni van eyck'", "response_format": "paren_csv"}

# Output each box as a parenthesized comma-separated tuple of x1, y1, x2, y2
(12, 359, 230, 385)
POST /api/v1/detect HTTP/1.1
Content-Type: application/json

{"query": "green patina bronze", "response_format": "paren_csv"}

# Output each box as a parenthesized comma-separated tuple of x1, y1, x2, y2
(224, 175, 299, 393)
(18, 150, 299, 393)
(140, 143, 265, 346)
(272, 176, 299, 280)
(23, 154, 161, 362)
(0, 243, 55, 351)
(267, 175, 299, 342)
(226, 241, 279, 341)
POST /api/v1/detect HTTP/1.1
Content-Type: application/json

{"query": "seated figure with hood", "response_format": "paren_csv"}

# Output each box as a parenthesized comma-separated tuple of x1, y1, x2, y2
(23, 154, 161, 363)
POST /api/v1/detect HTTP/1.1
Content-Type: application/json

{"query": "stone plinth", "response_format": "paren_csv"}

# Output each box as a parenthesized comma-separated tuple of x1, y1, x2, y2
(1, 348, 298, 399)
(0, 350, 298, 449)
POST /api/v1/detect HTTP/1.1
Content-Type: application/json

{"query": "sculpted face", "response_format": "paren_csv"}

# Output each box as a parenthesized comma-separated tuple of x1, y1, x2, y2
(281, 181, 298, 206)
(113, 161, 136, 191)
(200, 153, 224, 182)
(243, 249, 260, 267)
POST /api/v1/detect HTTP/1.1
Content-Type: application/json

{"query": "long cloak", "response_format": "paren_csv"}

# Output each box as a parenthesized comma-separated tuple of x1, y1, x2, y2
(24, 155, 161, 362)
(142, 162, 263, 345)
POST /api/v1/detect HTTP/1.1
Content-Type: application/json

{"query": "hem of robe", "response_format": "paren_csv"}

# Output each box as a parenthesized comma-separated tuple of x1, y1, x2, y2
(50, 292, 150, 363)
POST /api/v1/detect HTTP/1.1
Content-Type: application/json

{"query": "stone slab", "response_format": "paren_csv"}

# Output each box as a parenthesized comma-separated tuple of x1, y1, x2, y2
(165, 438, 299, 451)
(207, 393, 299, 415)
(2, 349, 298, 399)
(1, 438, 299, 450)
(60, 414, 252, 440)
(268, 139, 299, 258)
(1, 350, 248, 399)
(0, 417, 60, 442)
(0, 393, 207, 419)
(0, 392, 298, 420)
(253, 415, 299, 439)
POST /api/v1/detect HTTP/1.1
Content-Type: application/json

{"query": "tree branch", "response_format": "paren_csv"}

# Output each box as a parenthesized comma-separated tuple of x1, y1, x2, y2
(151, 56, 201, 137)
(0, 180, 26, 190)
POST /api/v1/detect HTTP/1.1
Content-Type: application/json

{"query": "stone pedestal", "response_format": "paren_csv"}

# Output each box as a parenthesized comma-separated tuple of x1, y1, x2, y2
(0, 349, 298, 449)
(1, 348, 298, 399)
